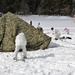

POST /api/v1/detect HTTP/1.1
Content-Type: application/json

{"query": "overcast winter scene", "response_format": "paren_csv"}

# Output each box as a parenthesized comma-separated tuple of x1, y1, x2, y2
(0, 0, 75, 75)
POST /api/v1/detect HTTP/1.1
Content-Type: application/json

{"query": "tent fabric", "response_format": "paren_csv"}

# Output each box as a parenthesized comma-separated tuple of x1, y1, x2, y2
(0, 12, 51, 52)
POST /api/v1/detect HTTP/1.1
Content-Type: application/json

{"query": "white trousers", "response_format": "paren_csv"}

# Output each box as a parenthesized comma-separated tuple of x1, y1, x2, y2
(14, 45, 27, 60)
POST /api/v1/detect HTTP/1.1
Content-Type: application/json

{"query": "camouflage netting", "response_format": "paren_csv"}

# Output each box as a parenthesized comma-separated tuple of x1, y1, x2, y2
(0, 12, 51, 52)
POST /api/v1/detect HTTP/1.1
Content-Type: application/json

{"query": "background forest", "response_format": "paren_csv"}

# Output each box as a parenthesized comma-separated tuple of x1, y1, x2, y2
(0, 0, 75, 16)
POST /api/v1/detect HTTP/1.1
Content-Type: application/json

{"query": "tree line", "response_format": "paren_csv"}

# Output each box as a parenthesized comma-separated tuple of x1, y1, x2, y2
(0, 0, 75, 16)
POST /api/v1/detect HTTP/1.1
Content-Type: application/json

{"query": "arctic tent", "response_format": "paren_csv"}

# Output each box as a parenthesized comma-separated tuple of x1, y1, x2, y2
(0, 12, 51, 51)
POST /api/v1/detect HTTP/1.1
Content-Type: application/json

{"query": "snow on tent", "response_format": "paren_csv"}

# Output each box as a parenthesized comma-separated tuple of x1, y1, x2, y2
(0, 12, 51, 52)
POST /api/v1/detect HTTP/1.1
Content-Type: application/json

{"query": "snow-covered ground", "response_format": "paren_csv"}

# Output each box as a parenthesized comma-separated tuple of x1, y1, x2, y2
(0, 15, 75, 75)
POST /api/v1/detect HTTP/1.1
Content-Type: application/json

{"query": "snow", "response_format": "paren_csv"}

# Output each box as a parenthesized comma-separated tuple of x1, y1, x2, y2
(0, 15, 75, 75)
(18, 15, 75, 32)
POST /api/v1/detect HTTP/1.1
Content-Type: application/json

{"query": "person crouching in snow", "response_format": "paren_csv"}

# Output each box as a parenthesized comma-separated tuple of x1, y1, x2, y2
(37, 22, 43, 33)
(64, 28, 69, 34)
(51, 27, 61, 40)
(14, 32, 27, 61)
